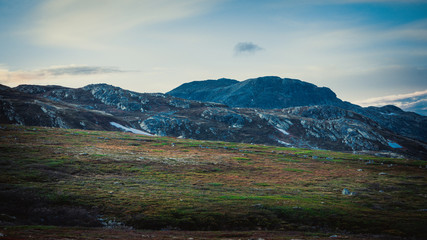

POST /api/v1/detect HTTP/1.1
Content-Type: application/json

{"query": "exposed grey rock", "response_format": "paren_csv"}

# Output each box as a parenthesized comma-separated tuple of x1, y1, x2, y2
(168, 76, 342, 109)
(169, 76, 427, 145)
(1, 80, 426, 160)
(342, 188, 356, 196)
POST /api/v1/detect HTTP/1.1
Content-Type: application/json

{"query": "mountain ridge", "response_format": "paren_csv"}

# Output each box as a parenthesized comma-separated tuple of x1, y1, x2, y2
(1, 78, 426, 159)
(168, 76, 344, 109)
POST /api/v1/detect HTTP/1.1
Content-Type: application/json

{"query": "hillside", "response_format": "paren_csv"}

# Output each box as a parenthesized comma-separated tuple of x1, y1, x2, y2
(1, 125, 426, 239)
(1, 82, 426, 159)
(167, 76, 343, 109)
(167, 76, 427, 144)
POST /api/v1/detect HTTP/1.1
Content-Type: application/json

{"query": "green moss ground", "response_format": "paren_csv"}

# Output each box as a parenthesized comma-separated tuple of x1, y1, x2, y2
(0, 124, 426, 238)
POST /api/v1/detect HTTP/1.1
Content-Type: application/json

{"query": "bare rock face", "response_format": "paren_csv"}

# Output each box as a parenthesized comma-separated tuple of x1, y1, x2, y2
(1, 80, 426, 160)
(168, 76, 342, 109)
(169, 77, 427, 144)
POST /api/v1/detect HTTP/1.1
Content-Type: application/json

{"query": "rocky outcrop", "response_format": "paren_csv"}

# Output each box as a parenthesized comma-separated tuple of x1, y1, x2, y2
(1, 82, 426, 159)
(168, 76, 343, 109)
(168, 77, 427, 144)
(0, 87, 126, 131)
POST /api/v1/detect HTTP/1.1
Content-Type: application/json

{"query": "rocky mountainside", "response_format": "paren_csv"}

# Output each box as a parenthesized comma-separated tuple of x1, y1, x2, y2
(168, 76, 427, 144)
(168, 76, 344, 109)
(1, 81, 426, 159)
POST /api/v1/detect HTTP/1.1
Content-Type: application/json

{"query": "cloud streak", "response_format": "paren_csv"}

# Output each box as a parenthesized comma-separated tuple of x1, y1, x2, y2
(0, 65, 127, 86)
(234, 42, 263, 55)
(354, 90, 427, 115)
(45, 66, 124, 76)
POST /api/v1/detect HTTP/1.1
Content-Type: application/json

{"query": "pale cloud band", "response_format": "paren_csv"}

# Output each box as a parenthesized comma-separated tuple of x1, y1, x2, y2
(355, 90, 427, 115)
(0, 65, 127, 86)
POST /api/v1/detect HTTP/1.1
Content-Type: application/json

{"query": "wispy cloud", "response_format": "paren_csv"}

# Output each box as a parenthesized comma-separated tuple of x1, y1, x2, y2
(24, 0, 218, 50)
(234, 42, 263, 55)
(0, 65, 127, 85)
(354, 90, 427, 115)
(45, 66, 124, 76)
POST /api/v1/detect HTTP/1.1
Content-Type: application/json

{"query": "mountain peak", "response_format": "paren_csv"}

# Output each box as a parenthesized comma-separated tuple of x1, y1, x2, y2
(168, 76, 341, 109)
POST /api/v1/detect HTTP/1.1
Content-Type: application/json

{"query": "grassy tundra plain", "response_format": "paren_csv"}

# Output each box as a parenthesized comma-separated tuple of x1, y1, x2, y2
(0, 124, 426, 239)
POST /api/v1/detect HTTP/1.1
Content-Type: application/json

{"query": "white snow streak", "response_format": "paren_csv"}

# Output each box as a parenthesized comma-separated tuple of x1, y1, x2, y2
(110, 122, 154, 136)
(277, 140, 292, 146)
(277, 128, 289, 135)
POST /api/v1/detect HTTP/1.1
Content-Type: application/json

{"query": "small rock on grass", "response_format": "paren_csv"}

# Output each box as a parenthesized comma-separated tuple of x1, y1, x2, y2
(342, 188, 350, 195)
(342, 188, 356, 196)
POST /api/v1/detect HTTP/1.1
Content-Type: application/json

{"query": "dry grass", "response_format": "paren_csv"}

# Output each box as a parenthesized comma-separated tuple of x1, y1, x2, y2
(0, 124, 426, 239)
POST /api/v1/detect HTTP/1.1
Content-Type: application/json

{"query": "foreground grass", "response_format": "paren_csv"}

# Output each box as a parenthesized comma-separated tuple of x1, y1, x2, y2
(0, 124, 426, 238)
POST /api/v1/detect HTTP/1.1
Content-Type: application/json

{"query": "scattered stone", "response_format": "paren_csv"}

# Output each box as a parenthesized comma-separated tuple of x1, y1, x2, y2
(378, 172, 387, 175)
(365, 160, 374, 165)
(113, 182, 120, 185)
(342, 188, 356, 196)
(293, 206, 302, 209)
(0, 233, 4, 237)
(357, 169, 363, 171)
(329, 235, 338, 238)
(379, 190, 384, 193)
(312, 155, 318, 160)
(342, 188, 351, 195)
(108, 191, 113, 194)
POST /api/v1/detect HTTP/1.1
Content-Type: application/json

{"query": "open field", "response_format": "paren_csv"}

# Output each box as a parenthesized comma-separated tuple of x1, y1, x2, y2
(0, 124, 426, 239)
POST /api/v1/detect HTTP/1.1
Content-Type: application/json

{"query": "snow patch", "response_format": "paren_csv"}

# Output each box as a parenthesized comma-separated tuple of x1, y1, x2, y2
(110, 122, 154, 136)
(387, 141, 402, 149)
(277, 140, 292, 146)
(277, 128, 289, 135)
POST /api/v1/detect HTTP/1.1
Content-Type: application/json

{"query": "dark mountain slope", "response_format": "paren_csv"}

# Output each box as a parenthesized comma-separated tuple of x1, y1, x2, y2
(1, 83, 426, 159)
(0, 85, 126, 131)
(168, 76, 427, 143)
(168, 76, 343, 109)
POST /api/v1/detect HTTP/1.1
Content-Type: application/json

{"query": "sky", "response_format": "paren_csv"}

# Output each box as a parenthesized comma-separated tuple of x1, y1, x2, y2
(0, 0, 426, 113)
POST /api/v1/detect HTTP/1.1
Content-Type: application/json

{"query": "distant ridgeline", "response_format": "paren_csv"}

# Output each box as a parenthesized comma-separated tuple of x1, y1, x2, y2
(0, 76, 426, 159)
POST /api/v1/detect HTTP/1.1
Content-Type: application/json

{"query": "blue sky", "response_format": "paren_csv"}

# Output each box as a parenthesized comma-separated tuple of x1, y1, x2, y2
(0, 0, 426, 108)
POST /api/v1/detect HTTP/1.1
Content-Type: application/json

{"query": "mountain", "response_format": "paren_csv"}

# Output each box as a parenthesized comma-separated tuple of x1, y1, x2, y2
(168, 76, 344, 109)
(168, 76, 427, 144)
(1, 80, 426, 159)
